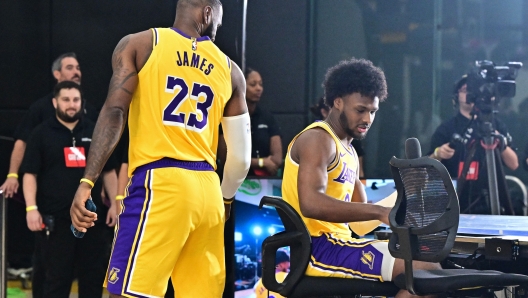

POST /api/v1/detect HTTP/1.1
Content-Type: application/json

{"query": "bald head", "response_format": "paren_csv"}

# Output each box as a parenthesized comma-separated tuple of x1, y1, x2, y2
(174, 0, 223, 42)
(177, 0, 222, 10)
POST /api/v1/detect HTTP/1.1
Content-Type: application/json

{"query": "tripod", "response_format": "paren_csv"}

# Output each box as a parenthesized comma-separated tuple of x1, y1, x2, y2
(455, 106, 514, 215)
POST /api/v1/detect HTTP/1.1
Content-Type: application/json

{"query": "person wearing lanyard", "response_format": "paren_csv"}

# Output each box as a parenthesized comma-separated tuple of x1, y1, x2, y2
(20, 81, 118, 298)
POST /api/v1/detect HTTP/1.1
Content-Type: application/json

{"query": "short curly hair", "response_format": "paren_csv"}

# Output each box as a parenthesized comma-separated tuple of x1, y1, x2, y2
(323, 58, 387, 107)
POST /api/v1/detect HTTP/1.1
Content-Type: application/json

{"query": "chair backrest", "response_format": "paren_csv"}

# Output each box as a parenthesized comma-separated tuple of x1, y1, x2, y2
(505, 175, 528, 216)
(388, 156, 460, 263)
(259, 196, 312, 297)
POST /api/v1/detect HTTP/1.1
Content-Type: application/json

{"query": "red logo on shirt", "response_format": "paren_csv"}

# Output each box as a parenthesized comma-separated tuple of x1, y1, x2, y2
(63, 147, 86, 167)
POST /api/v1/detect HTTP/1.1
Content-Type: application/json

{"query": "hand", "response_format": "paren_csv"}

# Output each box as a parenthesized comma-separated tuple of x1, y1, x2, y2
(100, 187, 108, 206)
(106, 203, 118, 227)
(115, 201, 122, 216)
(0, 177, 19, 198)
(70, 184, 97, 233)
(263, 156, 279, 176)
(434, 143, 455, 160)
(26, 210, 43, 232)
(224, 203, 231, 222)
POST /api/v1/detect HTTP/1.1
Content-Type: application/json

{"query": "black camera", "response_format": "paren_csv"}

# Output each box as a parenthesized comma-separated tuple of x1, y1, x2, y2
(466, 60, 522, 109)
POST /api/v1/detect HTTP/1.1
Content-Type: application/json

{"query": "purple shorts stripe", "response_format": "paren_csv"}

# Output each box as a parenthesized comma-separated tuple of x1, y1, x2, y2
(134, 158, 213, 174)
(311, 233, 385, 281)
(124, 170, 153, 296)
(106, 170, 151, 296)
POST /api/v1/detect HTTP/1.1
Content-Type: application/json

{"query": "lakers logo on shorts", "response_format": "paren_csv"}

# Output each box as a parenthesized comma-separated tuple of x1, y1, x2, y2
(361, 250, 375, 270)
(108, 267, 121, 284)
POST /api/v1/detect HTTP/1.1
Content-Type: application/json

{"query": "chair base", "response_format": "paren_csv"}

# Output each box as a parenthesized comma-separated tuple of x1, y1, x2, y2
(394, 269, 528, 295)
(287, 276, 400, 298)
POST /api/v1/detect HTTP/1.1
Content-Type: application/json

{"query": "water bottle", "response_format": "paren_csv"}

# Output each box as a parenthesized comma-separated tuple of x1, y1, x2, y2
(71, 198, 97, 238)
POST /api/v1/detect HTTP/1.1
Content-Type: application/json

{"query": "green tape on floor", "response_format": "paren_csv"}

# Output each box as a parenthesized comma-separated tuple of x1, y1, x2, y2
(7, 287, 26, 298)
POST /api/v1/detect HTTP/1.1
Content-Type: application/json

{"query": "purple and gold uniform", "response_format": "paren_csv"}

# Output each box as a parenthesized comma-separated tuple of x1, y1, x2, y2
(105, 27, 232, 298)
(282, 121, 395, 282)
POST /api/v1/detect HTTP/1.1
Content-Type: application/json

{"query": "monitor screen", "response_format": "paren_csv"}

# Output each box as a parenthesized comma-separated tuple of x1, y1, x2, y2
(234, 178, 284, 297)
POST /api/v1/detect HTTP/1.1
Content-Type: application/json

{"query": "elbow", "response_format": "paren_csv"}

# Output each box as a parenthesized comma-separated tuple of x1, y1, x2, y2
(509, 160, 519, 171)
(227, 153, 250, 175)
(271, 155, 283, 167)
(299, 199, 320, 220)
(241, 155, 251, 174)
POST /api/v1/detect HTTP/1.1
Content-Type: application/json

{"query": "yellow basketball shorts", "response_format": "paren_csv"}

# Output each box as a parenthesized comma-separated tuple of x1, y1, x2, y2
(104, 158, 225, 297)
(306, 232, 395, 282)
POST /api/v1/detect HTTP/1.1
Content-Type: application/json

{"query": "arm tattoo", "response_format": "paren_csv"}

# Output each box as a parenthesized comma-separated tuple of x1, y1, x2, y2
(83, 35, 138, 181)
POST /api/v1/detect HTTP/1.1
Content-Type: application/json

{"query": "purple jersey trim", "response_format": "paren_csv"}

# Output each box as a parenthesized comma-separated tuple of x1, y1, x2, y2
(153, 28, 158, 45)
(171, 27, 211, 42)
(134, 158, 214, 173)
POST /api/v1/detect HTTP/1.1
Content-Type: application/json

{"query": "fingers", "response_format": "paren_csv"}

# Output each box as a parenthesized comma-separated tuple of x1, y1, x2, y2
(71, 211, 96, 232)
(70, 203, 97, 232)
(106, 212, 117, 227)
(3, 180, 19, 198)
(26, 213, 43, 232)
(70, 187, 97, 232)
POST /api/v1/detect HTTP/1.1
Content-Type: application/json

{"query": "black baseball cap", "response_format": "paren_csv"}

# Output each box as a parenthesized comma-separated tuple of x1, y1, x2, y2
(276, 250, 290, 265)
(453, 74, 468, 94)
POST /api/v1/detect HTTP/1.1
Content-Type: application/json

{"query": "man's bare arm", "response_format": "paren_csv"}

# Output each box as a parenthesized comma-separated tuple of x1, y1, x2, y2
(351, 177, 367, 203)
(83, 34, 141, 182)
(71, 31, 151, 231)
(269, 135, 283, 167)
(220, 61, 251, 219)
(295, 129, 389, 223)
(501, 146, 519, 171)
(224, 62, 248, 117)
(0, 140, 26, 198)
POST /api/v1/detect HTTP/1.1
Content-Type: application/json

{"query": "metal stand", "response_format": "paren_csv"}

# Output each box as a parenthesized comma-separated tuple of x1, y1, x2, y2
(482, 122, 501, 215)
(456, 111, 514, 215)
(0, 190, 6, 298)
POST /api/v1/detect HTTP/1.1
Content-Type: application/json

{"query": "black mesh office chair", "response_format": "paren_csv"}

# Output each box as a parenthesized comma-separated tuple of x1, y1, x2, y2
(388, 148, 528, 295)
(259, 135, 528, 297)
(258, 196, 399, 298)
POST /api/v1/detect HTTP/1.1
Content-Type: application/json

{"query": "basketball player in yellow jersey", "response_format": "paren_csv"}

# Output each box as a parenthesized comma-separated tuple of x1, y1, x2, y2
(282, 58, 440, 298)
(253, 250, 290, 298)
(70, 0, 251, 297)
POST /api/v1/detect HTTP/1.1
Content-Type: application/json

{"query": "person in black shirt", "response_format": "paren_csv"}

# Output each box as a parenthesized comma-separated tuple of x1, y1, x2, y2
(429, 75, 518, 214)
(244, 68, 282, 176)
(1, 52, 98, 199)
(20, 81, 117, 298)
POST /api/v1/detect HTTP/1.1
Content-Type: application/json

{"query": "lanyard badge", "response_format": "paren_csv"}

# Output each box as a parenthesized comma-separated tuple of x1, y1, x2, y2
(64, 147, 86, 167)
(458, 161, 479, 181)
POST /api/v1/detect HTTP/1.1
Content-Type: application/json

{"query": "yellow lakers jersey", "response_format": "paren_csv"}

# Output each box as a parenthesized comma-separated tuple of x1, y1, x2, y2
(128, 27, 232, 175)
(282, 121, 359, 236)
(254, 272, 288, 298)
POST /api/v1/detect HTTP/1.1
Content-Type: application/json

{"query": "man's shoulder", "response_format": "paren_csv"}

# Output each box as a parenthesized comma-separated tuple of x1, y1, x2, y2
(292, 126, 334, 156)
(30, 93, 53, 109)
(27, 118, 53, 140)
(435, 115, 458, 132)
